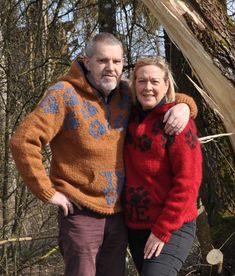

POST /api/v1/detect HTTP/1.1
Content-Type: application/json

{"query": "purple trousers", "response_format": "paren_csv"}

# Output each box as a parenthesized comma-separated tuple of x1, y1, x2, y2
(58, 206, 128, 276)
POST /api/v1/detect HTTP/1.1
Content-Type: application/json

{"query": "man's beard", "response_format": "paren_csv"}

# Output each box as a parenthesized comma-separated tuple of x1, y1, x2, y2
(100, 79, 118, 96)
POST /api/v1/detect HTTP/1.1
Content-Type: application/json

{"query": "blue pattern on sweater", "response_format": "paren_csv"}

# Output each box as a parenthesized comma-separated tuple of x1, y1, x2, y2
(40, 82, 66, 113)
(89, 120, 106, 138)
(48, 82, 64, 91)
(63, 112, 80, 131)
(101, 171, 125, 206)
(63, 88, 79, 107)
(40, 95, 59, 114)
(81, 101, 97, 119)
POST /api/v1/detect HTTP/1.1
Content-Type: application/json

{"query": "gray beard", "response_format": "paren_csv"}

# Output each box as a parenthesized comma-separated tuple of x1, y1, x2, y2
(100, 81, 117, 96)
(86, 73, 118, 96)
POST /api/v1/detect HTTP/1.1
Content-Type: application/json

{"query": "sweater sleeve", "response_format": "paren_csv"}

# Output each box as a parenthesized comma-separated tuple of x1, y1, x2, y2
(10, 83, 67, 202)
(151, 119, 202, 242)
(175, 92, 198, 119)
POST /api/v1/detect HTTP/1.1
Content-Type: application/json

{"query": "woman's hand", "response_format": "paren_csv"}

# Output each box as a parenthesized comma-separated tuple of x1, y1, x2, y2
(144, 232, 165, 259)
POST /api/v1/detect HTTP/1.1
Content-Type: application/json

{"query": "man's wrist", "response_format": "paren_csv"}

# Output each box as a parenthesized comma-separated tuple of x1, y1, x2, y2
(175, 92, 198, 119)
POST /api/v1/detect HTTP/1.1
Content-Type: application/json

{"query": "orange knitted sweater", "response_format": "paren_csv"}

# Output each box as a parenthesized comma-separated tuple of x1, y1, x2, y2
(10, 59, 197, 215)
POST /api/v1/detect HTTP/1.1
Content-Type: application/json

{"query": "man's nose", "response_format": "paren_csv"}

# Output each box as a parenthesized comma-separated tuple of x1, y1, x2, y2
(106, 61, 114, 70)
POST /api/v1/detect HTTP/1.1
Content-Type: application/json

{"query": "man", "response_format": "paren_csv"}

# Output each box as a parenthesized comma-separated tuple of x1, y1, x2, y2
(10, 32, 197, 276)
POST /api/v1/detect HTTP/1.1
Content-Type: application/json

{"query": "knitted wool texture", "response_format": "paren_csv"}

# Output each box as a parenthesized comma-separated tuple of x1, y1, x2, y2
(10, 59, 198, 215)
(124, 103, 202, 242)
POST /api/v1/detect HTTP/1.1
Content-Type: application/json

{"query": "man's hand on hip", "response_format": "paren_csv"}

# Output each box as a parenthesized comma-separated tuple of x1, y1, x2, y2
(49, 191, 74, 216)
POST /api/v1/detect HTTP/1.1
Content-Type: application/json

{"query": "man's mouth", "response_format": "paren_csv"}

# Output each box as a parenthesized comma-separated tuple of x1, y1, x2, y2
(102, 74, 116, 79)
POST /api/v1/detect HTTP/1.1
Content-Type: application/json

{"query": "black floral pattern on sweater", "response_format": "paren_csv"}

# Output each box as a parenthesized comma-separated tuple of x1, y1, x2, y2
(138, 135, 152, 152)
(185, 130, 197, 149)
(125, 186, 150, 222)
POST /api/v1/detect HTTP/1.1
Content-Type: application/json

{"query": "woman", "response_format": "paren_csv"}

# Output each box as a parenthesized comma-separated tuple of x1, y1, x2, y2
(124, 57, 202, 276)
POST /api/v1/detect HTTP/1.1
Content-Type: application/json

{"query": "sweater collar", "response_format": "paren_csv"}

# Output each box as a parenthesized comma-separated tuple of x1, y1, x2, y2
(137, 96, 167, 123)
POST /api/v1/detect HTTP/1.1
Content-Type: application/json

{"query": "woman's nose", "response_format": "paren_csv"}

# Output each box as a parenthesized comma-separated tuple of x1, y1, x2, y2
(145, 81, 152, 90)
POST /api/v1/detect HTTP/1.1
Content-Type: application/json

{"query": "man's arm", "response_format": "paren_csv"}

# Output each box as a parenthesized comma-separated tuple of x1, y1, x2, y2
(10, 85, 65, 201)
(164, 93, 198, 135)
(10, 83, 83, 215)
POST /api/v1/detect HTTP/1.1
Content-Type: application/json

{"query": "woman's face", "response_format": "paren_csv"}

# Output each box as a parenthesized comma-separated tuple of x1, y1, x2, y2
(135, 65, 169, 110)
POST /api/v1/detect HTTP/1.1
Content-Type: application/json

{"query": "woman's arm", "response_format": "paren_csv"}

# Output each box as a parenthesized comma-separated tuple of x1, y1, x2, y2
(152, 119, 202, 243)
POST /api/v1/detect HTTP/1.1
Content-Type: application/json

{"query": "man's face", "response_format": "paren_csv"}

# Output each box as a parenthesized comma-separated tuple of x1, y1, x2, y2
(84, 43, 124, 96)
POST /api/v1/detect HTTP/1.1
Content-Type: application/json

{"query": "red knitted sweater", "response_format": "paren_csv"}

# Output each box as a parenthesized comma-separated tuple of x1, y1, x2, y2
(124, 102, 202, 243)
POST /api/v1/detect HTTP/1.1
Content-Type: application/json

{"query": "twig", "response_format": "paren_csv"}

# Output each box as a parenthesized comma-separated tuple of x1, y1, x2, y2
(199, 133, 234, 144)
(219, 231, 235, 250)
(0, 235, 57, 246)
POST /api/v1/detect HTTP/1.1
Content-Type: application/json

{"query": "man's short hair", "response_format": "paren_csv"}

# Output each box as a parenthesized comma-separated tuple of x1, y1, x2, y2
(85, 32, 124, 57)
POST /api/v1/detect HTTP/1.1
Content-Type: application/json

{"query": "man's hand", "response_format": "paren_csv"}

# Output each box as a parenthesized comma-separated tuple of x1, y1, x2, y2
(144, 232, 165, 259)
(49, 191, 74, 216)
(163, 103, 190, 135)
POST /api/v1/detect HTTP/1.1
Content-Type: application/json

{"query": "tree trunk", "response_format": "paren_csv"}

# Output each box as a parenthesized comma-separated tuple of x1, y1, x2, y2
(98, 0, 117, 34)
(142, 0, 235, 152)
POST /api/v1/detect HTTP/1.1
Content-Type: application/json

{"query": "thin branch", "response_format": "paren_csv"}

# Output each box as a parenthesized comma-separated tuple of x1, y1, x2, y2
(199, 132, 234, 143)
(0, 235, 57, 246)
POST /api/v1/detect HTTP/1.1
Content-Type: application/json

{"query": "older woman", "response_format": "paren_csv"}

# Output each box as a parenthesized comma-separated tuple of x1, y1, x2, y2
(124, 57, 202, 276)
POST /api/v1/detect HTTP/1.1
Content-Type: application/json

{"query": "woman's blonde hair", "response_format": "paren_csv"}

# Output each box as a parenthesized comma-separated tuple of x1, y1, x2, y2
(131, 56, 176, 104)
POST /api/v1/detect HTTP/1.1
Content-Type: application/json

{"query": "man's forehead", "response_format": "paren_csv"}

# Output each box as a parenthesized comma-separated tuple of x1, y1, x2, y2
(93, 43, 123, 57)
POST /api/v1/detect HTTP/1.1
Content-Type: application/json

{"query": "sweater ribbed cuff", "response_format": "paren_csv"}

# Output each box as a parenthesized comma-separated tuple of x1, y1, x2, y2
(175, 93, 198, 119)
(151, 226, 171, 243)
(36, 188, 56, 202)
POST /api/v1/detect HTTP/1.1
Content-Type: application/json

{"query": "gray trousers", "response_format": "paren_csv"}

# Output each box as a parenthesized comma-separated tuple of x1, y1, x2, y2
(128, 221, 196, 276)
(58, 206, 128, 276)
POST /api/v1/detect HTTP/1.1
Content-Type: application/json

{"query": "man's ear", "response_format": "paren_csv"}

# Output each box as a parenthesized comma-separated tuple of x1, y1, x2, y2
(84, 56, 90, 71)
